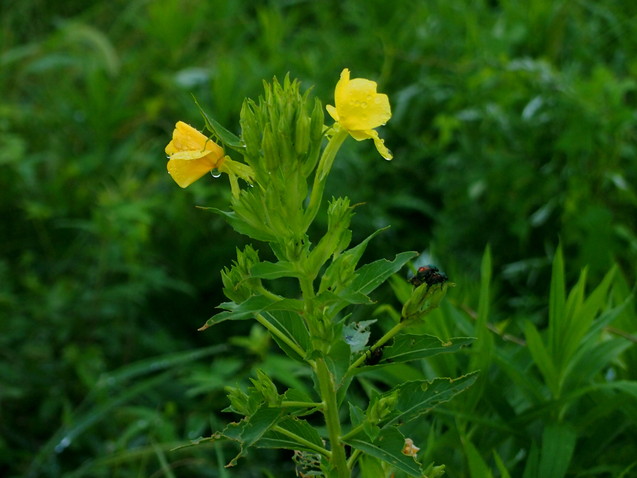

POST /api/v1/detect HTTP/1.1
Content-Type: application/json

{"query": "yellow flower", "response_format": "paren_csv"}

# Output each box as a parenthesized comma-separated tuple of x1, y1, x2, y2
(165, 121, 226, 188)
(326, 68, 392, 160)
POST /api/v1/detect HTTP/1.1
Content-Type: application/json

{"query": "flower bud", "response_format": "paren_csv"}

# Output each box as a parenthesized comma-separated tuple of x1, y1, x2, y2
(401, 281, 452, 321)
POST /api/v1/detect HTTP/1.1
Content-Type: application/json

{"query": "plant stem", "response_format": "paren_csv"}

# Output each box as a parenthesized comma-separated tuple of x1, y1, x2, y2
(305, 128, 349, 229)
(316, 358, 350, 478)
(280, 400, 324, 409)
(345, 320, 411, 376)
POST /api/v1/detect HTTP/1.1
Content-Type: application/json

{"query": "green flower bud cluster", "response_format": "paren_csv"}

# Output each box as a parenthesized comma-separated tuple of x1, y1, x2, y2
(221, 245, 263, 303)
(229, 76, 325, 245)
(224, 369, 282, 416)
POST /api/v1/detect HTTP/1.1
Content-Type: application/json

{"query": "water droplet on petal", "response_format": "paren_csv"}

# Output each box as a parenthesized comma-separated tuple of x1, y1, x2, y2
(210, 168, 222, 178)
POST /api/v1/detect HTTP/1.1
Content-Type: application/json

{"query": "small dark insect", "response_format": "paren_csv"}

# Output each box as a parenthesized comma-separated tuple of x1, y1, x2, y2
(365, 346, 385, 366)
(409, 265, 448, 287)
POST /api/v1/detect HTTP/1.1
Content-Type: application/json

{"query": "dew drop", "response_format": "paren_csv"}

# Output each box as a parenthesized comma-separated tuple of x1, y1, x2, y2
(210, 168, 222, 178)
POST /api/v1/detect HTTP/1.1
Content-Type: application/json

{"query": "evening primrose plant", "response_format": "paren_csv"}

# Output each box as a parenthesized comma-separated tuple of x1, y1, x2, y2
(165, 70, 476, 478)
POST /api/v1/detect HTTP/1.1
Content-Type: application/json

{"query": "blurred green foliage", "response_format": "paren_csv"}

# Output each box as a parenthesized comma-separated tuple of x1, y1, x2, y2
(1, 0, 636, 476)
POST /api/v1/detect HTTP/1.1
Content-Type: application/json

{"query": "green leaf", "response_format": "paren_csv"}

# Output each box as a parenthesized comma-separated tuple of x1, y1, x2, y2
(256, 417, 324, 453)
(262, 310, 311, 362)
(200, 296, 303, 330)
(200, 296, 277, 329)
(523, 321, 559, 397)
(345, 426, 423, 477)
(218, 405, 284, 467)
(382, 372, 478, 428)
(380, 334, 474, 364)
(548, 246, 566, 364)
(493, 450, 512, 478)
(319, 226, 390, 294)
(538, 424, 576, 478)
(251, 261, 301, 280)
(464, 437, 494, 478)
(349, 251, 418, 296)
(197, 207, 276, 242)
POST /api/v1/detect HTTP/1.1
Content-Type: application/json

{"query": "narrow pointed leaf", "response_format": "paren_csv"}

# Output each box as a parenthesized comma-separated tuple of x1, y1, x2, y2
(349, 251, 418, 296)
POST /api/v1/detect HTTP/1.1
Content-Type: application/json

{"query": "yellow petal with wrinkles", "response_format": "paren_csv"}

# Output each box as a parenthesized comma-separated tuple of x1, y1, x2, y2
(165, 121, 226, 187)
(167, 155, 225, 189)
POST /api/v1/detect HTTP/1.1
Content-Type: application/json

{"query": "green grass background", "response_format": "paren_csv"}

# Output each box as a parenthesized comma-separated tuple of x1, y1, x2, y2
(1, 0, 636, 476)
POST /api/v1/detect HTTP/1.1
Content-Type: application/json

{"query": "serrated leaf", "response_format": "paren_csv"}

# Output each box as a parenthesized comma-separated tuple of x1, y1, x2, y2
(381, 334, 474, 364)
(383, 373, 478, 428)
(219, 405, 284, 467)
(345, 426, 423, 477)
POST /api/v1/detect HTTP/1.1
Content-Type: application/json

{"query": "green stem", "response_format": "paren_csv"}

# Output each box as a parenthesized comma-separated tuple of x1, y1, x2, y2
(280, 400, 324, 409)
(345, 320, 411, 376)
(340, 422, 366, 442)
(346, 448, 363, 471)
(254, 313, 310, 365)
(316, 358, 349, 478)
(305, 128, 349, 229)
(271, 425, 332, 459)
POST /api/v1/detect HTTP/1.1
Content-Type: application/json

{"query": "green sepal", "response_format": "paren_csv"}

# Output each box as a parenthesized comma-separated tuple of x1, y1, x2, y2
(192, 95, 244, 149)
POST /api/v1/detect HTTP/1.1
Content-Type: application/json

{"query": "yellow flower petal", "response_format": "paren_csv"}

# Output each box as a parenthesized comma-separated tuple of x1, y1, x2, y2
(332, 69, 391, 131)
(165, 121, 225, 188)
(167, 155, 225, 189)
(327, 69, 393, 160)
(326, 104, 339, 123)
